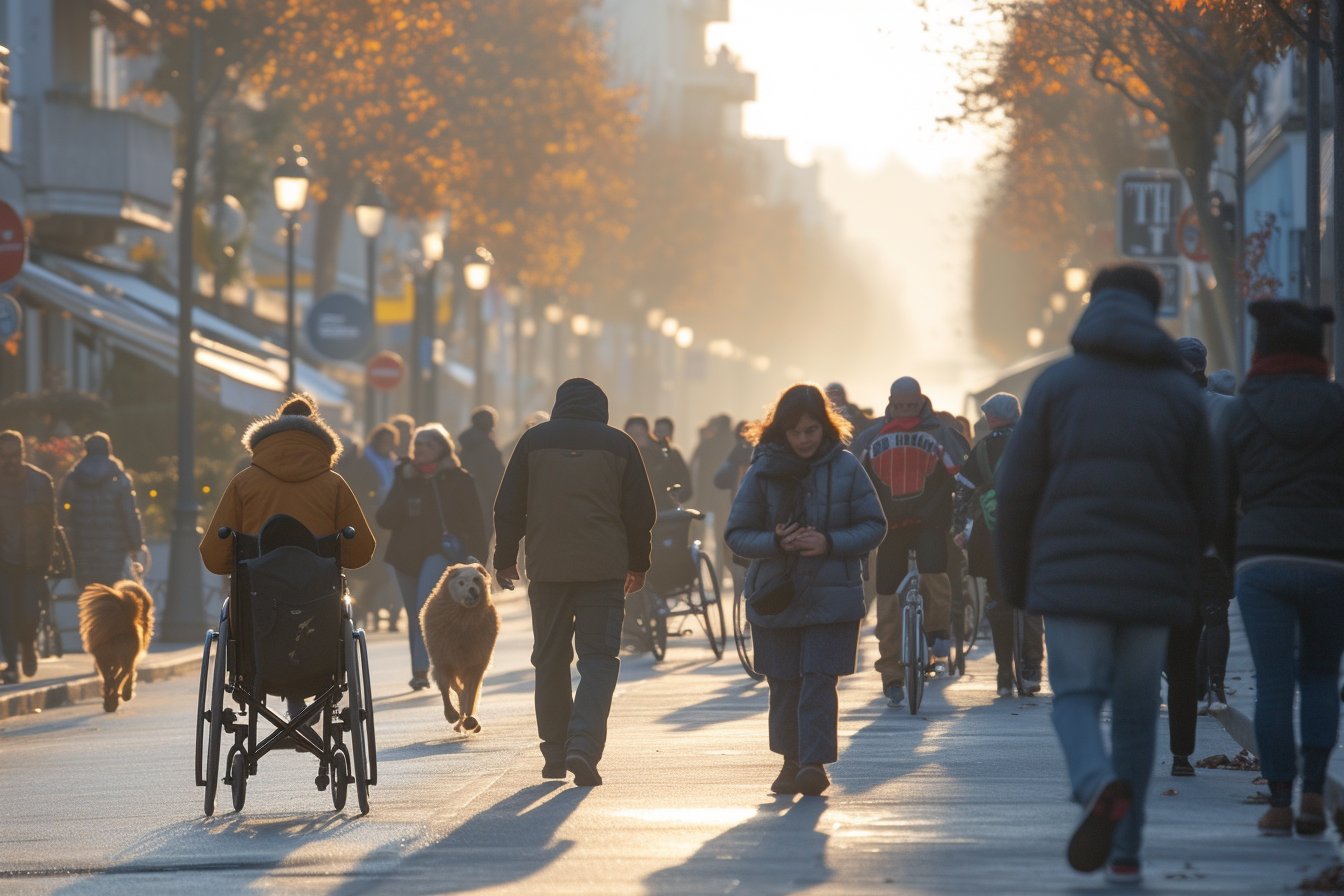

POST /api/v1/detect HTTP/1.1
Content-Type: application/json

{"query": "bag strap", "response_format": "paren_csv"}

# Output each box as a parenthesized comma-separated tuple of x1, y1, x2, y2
(429, 476, 450, 536)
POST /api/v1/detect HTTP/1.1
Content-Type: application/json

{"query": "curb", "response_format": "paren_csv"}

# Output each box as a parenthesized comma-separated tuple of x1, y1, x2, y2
(0, 650, 202, 722)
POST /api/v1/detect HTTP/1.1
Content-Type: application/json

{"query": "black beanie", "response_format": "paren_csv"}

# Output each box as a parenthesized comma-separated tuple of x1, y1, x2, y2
(1249, 300, 1336, 358)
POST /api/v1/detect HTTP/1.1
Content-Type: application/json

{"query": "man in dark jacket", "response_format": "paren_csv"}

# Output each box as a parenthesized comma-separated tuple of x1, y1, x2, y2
(0, 430, 55, 683)
(59, 433, 145, 590)
(625, 415, 689, 510)
(852, 376, 968, 706)
(494, 378, 657, 787)
(458, 406, 505, 551)
(994, 264, 1215, 884)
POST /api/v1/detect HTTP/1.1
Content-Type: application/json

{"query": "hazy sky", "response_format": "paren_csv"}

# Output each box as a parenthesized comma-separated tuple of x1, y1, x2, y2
(709, 0, 999, 410)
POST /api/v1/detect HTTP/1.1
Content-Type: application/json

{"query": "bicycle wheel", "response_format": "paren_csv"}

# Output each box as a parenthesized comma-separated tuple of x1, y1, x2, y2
(1012, 609, 1027, 697)
(732, 587, 763, 681)
(694, 550, 726, 659)
(965, 576, 988, 649)
(950, 582, 967, 677)
(903, 600, 926, 715)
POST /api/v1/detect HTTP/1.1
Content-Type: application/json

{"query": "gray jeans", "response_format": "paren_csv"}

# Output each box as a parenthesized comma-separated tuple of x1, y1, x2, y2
(528, 580, 625, 765)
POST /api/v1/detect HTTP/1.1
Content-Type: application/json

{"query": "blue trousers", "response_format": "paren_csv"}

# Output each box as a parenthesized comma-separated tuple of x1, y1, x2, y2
(1237, 560, 1344, 795)
(1046, 617, 1168, 862)
(395, 554, 450, 675)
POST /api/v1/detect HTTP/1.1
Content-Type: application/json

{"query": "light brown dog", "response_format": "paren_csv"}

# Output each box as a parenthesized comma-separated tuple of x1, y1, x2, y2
(77, 580, 155, 713)
(419, 563, 500, 733)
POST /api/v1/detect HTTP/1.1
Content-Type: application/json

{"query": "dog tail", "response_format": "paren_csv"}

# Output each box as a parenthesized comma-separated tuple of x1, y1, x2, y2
(122, 580, 155, 651)
(77, 580, 155, 653)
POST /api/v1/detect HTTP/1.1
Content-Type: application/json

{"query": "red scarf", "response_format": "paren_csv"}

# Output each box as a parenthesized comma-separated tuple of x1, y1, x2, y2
(1247, 352, 1330, 380)
(880, 416, 921, 434)
(415, 460, 440, 476)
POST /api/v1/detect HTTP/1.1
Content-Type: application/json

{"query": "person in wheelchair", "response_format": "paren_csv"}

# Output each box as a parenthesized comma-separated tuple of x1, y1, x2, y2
(200, 393, 376, 721)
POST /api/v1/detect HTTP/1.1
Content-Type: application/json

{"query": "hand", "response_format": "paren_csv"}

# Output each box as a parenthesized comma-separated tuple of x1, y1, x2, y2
(496, 565, 520, 591)
(624, 571, 646, 595)
(775, 522, 802, 550)
(953, 533, 966, 549)
(793, 528, 828, 557)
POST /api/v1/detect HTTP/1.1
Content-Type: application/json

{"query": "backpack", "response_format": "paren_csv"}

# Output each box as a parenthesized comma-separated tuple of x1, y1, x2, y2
(967, 427, 1013, 534)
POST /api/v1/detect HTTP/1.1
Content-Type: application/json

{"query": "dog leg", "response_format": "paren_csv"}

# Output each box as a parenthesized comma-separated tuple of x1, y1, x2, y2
(432, 666, 460, 724)
(459, 667, 484, 733)
(96, 656, 119, 713)
(120, 660, 137, 703)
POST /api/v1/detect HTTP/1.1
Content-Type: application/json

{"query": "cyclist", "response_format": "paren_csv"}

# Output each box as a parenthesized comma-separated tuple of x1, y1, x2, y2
(852, 376, 969, 707)
(955, 393, 1043, 697)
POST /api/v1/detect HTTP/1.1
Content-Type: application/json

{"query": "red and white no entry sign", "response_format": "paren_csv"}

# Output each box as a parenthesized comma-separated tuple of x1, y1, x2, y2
(365, 351, 405, 391)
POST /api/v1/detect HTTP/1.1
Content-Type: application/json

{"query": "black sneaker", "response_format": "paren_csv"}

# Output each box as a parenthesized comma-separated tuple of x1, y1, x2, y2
(1067, 779, 1132, 873)
(771, 759, 800, 794)
(1, 665, 17, 685)
(20, 639, 36, 678)
(1171, 755, 1195, 777)
(542, 759, 566, 780)
(566, 753, 603, 787)
(794, 764, 830, 796)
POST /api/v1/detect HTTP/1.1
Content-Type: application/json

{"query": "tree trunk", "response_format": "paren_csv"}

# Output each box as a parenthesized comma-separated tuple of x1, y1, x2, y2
(312, 174, 356, 302)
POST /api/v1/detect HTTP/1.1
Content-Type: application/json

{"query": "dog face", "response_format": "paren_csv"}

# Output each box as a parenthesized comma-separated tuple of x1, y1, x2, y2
(445, 563, 491, 609)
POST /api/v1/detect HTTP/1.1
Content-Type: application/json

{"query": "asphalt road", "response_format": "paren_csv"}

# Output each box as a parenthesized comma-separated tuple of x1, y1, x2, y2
(0, 593, 1337, 895)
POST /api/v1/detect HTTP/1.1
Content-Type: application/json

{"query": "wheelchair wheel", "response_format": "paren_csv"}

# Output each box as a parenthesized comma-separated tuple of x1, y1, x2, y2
(194, 629, 217, 790)
(903, 599, 926, 716)
(643, 593, 667, 661)
(330, 743, 350, 812)
(204, 617, 228, 816)
(229, 747, 248, 813)
(354, 630, 378, 786)
(695, 551, 726, 659)
(343, 618, 371, 815)
(732, 588, 763, 681)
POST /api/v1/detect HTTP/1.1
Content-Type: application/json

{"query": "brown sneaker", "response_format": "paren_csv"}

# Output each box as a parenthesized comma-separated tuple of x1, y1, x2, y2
(20, 639, 37, 677)
(1258, 806, 1293, 837)
(1296, 793, 1327, 837)
(795, 763, 830, 796)
(771, 759, 800, 794)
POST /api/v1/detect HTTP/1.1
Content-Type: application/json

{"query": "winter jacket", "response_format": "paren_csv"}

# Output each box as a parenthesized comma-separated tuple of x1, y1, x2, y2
(852, 402, 965, 530)
(725, 440, 887, 629)
(958, 425, 1013, 579)
(0, 463, 55, 573)
(994, 289, 1216, 625)
(200, 412, 375, 574)
(640, 441, 692, 510)
(376, 459, 487, 577)
(458, 423, 505, 533)
(493, 378, 657, 582)
(1216, 373, 1344, 565)
(59, 454, 143, 587)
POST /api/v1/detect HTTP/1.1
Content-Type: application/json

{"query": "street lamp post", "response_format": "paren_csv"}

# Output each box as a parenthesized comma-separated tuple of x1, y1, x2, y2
(417, 222, 446, 422)
(463, 247, 494, 407)
(354, 180, 387, 432)
(273, 145, 310, 396)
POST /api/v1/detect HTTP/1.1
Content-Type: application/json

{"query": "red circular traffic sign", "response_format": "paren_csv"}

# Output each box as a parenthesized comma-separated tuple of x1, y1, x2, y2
(0, 201, 26, 283)
(365, 351, 405, 391)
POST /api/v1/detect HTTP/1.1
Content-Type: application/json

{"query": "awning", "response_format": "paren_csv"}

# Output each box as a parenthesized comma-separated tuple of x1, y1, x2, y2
(15, 261, 350, 421)
(41, 257, 351, 419)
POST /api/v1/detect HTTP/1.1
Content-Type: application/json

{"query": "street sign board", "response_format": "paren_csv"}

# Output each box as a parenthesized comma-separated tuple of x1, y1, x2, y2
(0, 294, 20, 339)
(365, 351, 404, 391)
(1116, 169, 1183, 259)
(1151, 261, 1182, 319)
(305, 291, 371, 361)
(0, 200, 26, 282)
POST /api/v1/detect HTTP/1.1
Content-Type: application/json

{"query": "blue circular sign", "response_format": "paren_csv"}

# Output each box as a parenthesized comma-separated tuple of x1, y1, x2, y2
(305, 292, 371, 361)
(0, 294, 21, 340)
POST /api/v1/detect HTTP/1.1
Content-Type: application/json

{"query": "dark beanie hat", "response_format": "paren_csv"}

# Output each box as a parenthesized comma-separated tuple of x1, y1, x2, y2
(889, 376, 922, 397)
(84, 432, 111, 456)
(1173, 337, 1207, 374)
(1249, 300, 1336, 358)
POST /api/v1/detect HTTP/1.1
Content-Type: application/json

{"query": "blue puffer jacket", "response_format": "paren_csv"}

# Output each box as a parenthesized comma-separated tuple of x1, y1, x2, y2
(59, 454, 143, 587)
(725, 440, 887, 629)
(994, 289, 1216, 625)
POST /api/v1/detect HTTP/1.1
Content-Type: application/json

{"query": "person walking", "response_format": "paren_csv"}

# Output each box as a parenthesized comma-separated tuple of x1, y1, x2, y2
(376, 423, 486, 691)
(691, 414, 737, 576)
(342, 423, 402, 632)
(493, 378, 657, 787)
(955, 393, 1043, 698)
(59, 432, 146, 589)
(1216, 300, 1344, 837)
(1164, 337, 1236, 777)
(0, 431, 55, 683)
(458, 406, 505, 552)
(851, 376, 967, 705)
(995, 264, 1215, 885)
(625, 415, 690, 510)
(725, 384, 886, 796)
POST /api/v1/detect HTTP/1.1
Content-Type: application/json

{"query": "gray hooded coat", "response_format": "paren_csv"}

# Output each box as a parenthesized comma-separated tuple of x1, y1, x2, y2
(59, 454, 143, 587)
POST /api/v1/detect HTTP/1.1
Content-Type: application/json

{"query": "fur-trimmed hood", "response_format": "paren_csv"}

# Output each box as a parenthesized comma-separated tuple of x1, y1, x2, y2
(241, 411, 344, 483)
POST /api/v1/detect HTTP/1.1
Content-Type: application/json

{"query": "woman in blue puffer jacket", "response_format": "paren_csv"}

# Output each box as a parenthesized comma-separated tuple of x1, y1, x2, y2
(725, 383, 887, 796)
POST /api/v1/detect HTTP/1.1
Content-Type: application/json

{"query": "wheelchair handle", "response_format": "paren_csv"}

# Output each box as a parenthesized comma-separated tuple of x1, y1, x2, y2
(340, 526, 357, 540)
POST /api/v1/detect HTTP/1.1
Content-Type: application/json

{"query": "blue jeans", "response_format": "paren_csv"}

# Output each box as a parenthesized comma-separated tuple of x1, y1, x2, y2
(395, 554, 450, 675)
(1237, 560, 1344, 795)
(1046, 617, 1168, 862)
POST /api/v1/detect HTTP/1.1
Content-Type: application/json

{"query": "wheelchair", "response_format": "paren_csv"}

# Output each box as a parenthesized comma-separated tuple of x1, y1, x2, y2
(195, 515, 377, 816)
(629, 505, 726, 661)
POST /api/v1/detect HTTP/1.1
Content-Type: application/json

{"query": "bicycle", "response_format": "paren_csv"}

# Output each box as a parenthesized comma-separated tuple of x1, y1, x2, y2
(36, 583, 64, 659)
(896, 551, 929, 715)
(731, 568, 764, 681)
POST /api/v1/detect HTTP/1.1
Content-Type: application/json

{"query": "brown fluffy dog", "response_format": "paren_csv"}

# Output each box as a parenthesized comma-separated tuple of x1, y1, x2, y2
(78, 580, 155, 713)
(419, 563, 500, 733)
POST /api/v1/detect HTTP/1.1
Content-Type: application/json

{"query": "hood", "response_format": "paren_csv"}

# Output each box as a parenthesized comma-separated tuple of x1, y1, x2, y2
(1240, 376, 1344, 448)
(884, 395, 933, 423)
(551, 378, 608, 423)
(242, 412, 342, 483)
(1070, 290, 1184, 368)
(69, 454, 125, 486)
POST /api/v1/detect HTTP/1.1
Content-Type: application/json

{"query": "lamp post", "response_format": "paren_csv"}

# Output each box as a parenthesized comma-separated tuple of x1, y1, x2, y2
(418, 221, 446, 421)
(273, 145, 310, 396)
(463, 246, 494, 407)
(354, 180, 387, 431)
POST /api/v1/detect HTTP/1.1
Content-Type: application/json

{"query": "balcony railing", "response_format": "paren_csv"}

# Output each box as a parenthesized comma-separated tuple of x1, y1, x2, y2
(23, 92, 174, 231)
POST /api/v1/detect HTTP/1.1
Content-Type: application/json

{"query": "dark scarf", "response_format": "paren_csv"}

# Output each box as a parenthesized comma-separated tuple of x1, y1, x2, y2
(1247, 352, 1331, 380)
